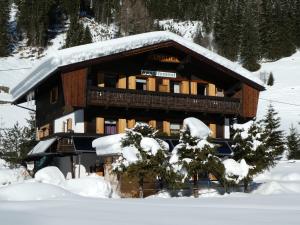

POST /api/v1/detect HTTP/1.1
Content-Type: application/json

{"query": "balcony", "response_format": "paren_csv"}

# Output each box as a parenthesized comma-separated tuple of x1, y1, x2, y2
(87, 87, 241, 115)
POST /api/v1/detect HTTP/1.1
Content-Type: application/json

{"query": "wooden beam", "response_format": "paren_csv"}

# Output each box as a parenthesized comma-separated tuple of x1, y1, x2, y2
(127, 119, 135, 128)
(117, 75, 127, 89)
(149, 120, 157, 128)
(208, 83, 216, 96)
(96, 117, 104, 134)
(163, 121, 170, 136)
(190, 81, 197, 95)
(118, 119, 127, 133)
(128, 76, 136, 89)
(209, 123, 217, 138)
(147, 77, 156, 91)
(181, 80, 190, 94)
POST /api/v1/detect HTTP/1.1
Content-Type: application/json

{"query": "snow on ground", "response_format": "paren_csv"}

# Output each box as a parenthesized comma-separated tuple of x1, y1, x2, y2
(254, 160, 300, 195)
(1, 161, 300, 224)
(256, 51, 300, 132)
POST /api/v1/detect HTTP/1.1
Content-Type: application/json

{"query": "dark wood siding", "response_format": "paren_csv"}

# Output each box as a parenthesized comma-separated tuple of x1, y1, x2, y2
(241, 84, 259, 118)
(61, 68, 88, 108)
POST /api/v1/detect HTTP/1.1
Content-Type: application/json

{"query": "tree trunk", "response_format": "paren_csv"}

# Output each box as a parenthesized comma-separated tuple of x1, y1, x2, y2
(139, 177, 144, 198)
(193, 174, 199, 198)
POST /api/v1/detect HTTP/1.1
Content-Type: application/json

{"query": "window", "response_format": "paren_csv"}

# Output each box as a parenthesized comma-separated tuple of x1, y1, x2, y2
(170, 123, 181, 135)
(104, 120, 117, 135)
(50, 86, 58, 104)
(170, 81, 181, 94)
(216, 88, 224, 97)
(197, 84, 207, 96)
(136, 79, 147, 91)
(104, 75, 118, 88)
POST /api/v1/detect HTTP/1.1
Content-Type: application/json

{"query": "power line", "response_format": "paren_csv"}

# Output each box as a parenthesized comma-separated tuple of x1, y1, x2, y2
(0, 67, 32, 72)
(259, 98, 300, 107)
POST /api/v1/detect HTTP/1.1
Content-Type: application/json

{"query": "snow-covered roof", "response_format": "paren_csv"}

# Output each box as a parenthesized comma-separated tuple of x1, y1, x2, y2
(28, 138, 57, 156)
(10, 31, 264, 102)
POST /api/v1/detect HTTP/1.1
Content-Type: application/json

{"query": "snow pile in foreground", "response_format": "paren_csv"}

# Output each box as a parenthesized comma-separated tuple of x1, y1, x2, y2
(0, 166, 116, 201)
(222, 159, 250, 183)
(182, 117, 211, 139)
(64, 175, 114, 198)
(0, 182, 74, 201)
(253, 160, 300, 195)
(35, 166, 65, 186)
(0, 167, 28, 186)
(0, 159, 9, 168)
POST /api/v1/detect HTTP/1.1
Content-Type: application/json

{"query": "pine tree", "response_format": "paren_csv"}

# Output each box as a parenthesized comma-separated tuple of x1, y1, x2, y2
(0, 0, 10, 56)
(82, 26, 92, 45)
(287, 125, 300, 159)
(267, 72, 274, 86)
(1, 122, 25, 164)
(0, 113, 36, 165)
(260, 104, 285, 164)
(113, 123, 174, 197)
(171, 122, 225, 197)
(240, 0, 261, 71)
(232, 121, 269, 191)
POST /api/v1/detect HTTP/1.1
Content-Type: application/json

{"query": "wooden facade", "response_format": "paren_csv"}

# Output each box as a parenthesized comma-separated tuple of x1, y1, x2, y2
(25, 40, 263, 140)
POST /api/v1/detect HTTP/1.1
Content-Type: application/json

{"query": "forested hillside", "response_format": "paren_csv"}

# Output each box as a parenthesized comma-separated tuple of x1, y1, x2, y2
(0, 0, 299, 72)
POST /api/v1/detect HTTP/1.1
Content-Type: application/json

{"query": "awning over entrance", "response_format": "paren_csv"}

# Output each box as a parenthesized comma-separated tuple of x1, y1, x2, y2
(73, 136, 97, 153)
(28, 138, 57, 156)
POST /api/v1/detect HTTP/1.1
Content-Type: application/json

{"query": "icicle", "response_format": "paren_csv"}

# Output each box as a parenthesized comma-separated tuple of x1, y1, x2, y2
(90, 0, 93, 9)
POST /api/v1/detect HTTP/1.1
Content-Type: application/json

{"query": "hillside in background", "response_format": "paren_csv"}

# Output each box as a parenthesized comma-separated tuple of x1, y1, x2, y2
(0, 0, 300, 132)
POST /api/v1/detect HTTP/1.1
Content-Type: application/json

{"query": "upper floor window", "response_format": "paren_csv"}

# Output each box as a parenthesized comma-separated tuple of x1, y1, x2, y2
(50, 86, 58, 104)
(136, 79, 147, 91)
(197, 83, 207, 96)
(104, 75, 118, 88)
(170, 81, 181, 94)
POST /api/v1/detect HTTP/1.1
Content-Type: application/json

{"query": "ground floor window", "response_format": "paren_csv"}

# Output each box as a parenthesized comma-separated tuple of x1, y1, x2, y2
(105, 120, 117, 135)
(170, 123, 181, 136)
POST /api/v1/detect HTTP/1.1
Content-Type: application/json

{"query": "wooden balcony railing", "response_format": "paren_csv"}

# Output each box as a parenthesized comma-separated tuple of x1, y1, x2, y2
(87, 87, 241, 115)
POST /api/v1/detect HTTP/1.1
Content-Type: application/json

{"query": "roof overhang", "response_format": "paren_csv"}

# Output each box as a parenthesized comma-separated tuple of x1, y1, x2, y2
(11, 31, 265, 103)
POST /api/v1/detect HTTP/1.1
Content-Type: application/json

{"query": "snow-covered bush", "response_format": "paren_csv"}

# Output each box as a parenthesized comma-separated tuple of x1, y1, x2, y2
(232, 120, 274, 191)
(170, 117, 226, 196)
(113, 122, 176, 197)
(35, 166, 65, 186)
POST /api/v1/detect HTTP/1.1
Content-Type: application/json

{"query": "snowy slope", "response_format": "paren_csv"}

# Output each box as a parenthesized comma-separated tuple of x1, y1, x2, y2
(256, 51, 300, 132)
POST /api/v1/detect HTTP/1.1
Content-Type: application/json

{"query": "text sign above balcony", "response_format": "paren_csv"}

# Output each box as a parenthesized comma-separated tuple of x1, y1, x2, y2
(141, 70, 177, 78)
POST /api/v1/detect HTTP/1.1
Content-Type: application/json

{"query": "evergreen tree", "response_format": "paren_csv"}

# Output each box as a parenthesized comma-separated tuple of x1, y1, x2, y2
(0, 113, 36, 165)
(171, 120, 225, 197)
(82, 26, 92, 45)
(293, 0, 300, 47)
(232, 121, 269, 191)
(0, 0, 10, 56)
(1, 122, 25, 164)
(113, 123, 175, 198)
(260, 104, 285, 163)
(287, 125, 300, 159)
(267, 72, 275, 86)
(240, 0, 261, 71)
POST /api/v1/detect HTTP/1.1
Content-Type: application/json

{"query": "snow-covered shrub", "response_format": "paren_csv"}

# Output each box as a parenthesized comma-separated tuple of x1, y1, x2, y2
(35, 166, 65, 186)
(232, 120, 272, 191)
(113, 122, 176, 197)
(170, 117, 225, 196)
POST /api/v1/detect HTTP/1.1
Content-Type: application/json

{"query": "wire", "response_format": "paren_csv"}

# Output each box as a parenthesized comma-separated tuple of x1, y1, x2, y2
(0, 67, 32, 72)
(259, 98, 300, 107)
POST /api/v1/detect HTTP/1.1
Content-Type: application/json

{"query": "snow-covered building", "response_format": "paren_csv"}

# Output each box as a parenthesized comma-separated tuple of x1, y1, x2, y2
(10, 31, 264, 176)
